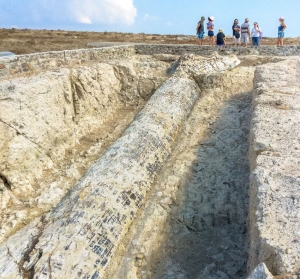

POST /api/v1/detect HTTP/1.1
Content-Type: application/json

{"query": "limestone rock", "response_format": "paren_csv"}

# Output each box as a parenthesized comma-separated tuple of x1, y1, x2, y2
(249, 58, 300, 276)
(247, 263, 274, 279)
(0, 54, 240, 278)
(0, 75, 201, 279)
(0, 57, 170, 244)
(172, 52, 240, 79)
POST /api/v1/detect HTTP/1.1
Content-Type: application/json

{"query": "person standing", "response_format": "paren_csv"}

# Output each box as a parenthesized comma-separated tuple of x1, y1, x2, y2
(277, 17, 287, 46)
(196, 16, 206, 45)
(251, 22, 261, 47)
(216, 28, 226, 46)
(232, 19, 241, 46)
(207, 16, 215, 46)
(241, 18, 250, 47)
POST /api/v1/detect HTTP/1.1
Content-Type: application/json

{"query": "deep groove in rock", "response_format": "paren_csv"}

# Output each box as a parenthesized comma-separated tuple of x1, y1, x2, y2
(1, 49, 298, 278)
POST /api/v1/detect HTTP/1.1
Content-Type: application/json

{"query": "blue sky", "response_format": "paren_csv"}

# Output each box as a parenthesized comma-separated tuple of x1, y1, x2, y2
(1, 0, 299, 38)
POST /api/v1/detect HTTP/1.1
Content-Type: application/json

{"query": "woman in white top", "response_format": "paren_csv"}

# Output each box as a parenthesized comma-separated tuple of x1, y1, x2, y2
(251, 22, 261, 47)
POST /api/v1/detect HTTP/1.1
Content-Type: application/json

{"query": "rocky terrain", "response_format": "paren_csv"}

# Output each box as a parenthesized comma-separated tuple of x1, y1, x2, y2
(0, 34, 300, 279)
(0, 54, 170, 245)
(0, 28, 300, 55)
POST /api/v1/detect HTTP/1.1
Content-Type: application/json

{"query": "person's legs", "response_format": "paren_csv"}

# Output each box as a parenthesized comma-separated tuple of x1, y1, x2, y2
(279, 31, 284, 46)
(198, 32, 205, 45)
(197, 33, 200, 45)
(208, 34, 213, 45)
(241, 36, 248, 47)
(245, 36, 249, 47)
(208, 31, 213, 45)
(252, 37, 259, 47)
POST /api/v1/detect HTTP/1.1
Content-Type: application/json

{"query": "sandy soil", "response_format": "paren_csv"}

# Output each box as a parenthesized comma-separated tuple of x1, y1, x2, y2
(0, 28, 299, 55)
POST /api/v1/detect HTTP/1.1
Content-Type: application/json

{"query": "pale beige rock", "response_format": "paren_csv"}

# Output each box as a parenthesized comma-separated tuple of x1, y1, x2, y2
(0, 54, 240, 279)
(249, 58, 300, 276)
(0, 56, 170, 244)
(106, 65, 254, 279)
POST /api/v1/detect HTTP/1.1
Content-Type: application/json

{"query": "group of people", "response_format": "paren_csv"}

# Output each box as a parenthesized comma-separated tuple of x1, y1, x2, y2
(196, 16, 287, 47)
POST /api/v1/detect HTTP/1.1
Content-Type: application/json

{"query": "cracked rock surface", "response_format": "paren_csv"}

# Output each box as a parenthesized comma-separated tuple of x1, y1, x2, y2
(249, 58, 300, 277)
(0, 55, 169, 245)
(0, 53, 240, 279)
(106, 65, 254, 279)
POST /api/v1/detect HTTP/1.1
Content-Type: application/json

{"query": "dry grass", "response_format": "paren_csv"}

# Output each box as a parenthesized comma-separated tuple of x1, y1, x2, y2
(0, 28, 298, 55)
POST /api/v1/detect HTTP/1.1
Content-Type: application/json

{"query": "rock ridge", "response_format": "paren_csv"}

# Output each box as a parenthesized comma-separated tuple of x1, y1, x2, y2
(0, 53, 240, 278)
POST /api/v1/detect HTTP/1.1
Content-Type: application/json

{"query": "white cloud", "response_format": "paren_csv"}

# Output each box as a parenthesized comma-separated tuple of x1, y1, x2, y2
(69, 0, 137, 25)
(78, 17, 92, 24)
(27, 0, 137, 26)
(143, 13, 158, 21)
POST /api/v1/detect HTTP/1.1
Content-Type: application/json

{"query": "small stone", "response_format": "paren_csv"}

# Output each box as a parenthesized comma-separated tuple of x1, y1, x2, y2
(136, 253, 144, 260)
(9, 69, 16, 75)
(157, 192, 162, 197)
(285, 248, 292, 254)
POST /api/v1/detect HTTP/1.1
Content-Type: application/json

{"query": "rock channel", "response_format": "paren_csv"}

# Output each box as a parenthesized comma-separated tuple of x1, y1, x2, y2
(0, 45, 300, 279)
(0, 53, 239, 278)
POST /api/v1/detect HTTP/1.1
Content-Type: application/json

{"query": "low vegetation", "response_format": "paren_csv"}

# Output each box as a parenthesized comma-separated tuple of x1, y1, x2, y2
(0, 28, 297, 55)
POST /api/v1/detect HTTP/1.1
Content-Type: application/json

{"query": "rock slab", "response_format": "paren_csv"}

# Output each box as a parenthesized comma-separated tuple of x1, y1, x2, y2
(249, 58, 300, 276)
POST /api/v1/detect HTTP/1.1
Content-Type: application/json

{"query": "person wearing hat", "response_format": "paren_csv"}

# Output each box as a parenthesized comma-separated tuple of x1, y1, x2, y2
(278, 17, 287, 46)
(196, 16, 206, 45)
(207, 16, 215, 45)
(216, 28, 226, 46)
(241, 18, 251, 47)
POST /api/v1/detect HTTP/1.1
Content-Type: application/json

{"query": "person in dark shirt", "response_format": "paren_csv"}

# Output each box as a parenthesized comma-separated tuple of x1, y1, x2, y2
(216, 28, 226, 46)
(232, 19, 241, 46)
(196, 16, 205, 45)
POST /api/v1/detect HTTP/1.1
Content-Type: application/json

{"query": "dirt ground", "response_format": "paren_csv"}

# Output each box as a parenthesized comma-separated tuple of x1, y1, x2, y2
(0, 28, 299, 55)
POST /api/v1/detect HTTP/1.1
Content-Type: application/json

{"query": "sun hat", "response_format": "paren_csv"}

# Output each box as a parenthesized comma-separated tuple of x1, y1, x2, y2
(208, 16, 214, 21)
(279, 16, 284, 20)
(245, 18, 249, 21)
(219, 28, 223, 32)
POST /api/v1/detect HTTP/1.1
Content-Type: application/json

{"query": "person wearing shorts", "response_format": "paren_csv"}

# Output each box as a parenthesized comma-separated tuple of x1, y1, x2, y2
(196, 16, 205, 45)
(232, 19, 241, 46)
(241, 18, 250, 46)
(207, 16, 215, 45)
(277, 17, 287, 46)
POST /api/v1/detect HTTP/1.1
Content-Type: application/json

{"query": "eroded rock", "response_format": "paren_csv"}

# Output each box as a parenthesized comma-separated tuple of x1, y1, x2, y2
(247, 263, 274, 279)
(249, 58, 300, 276)
(0, 56, 170, 244)
(0, 54, 240, 278)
